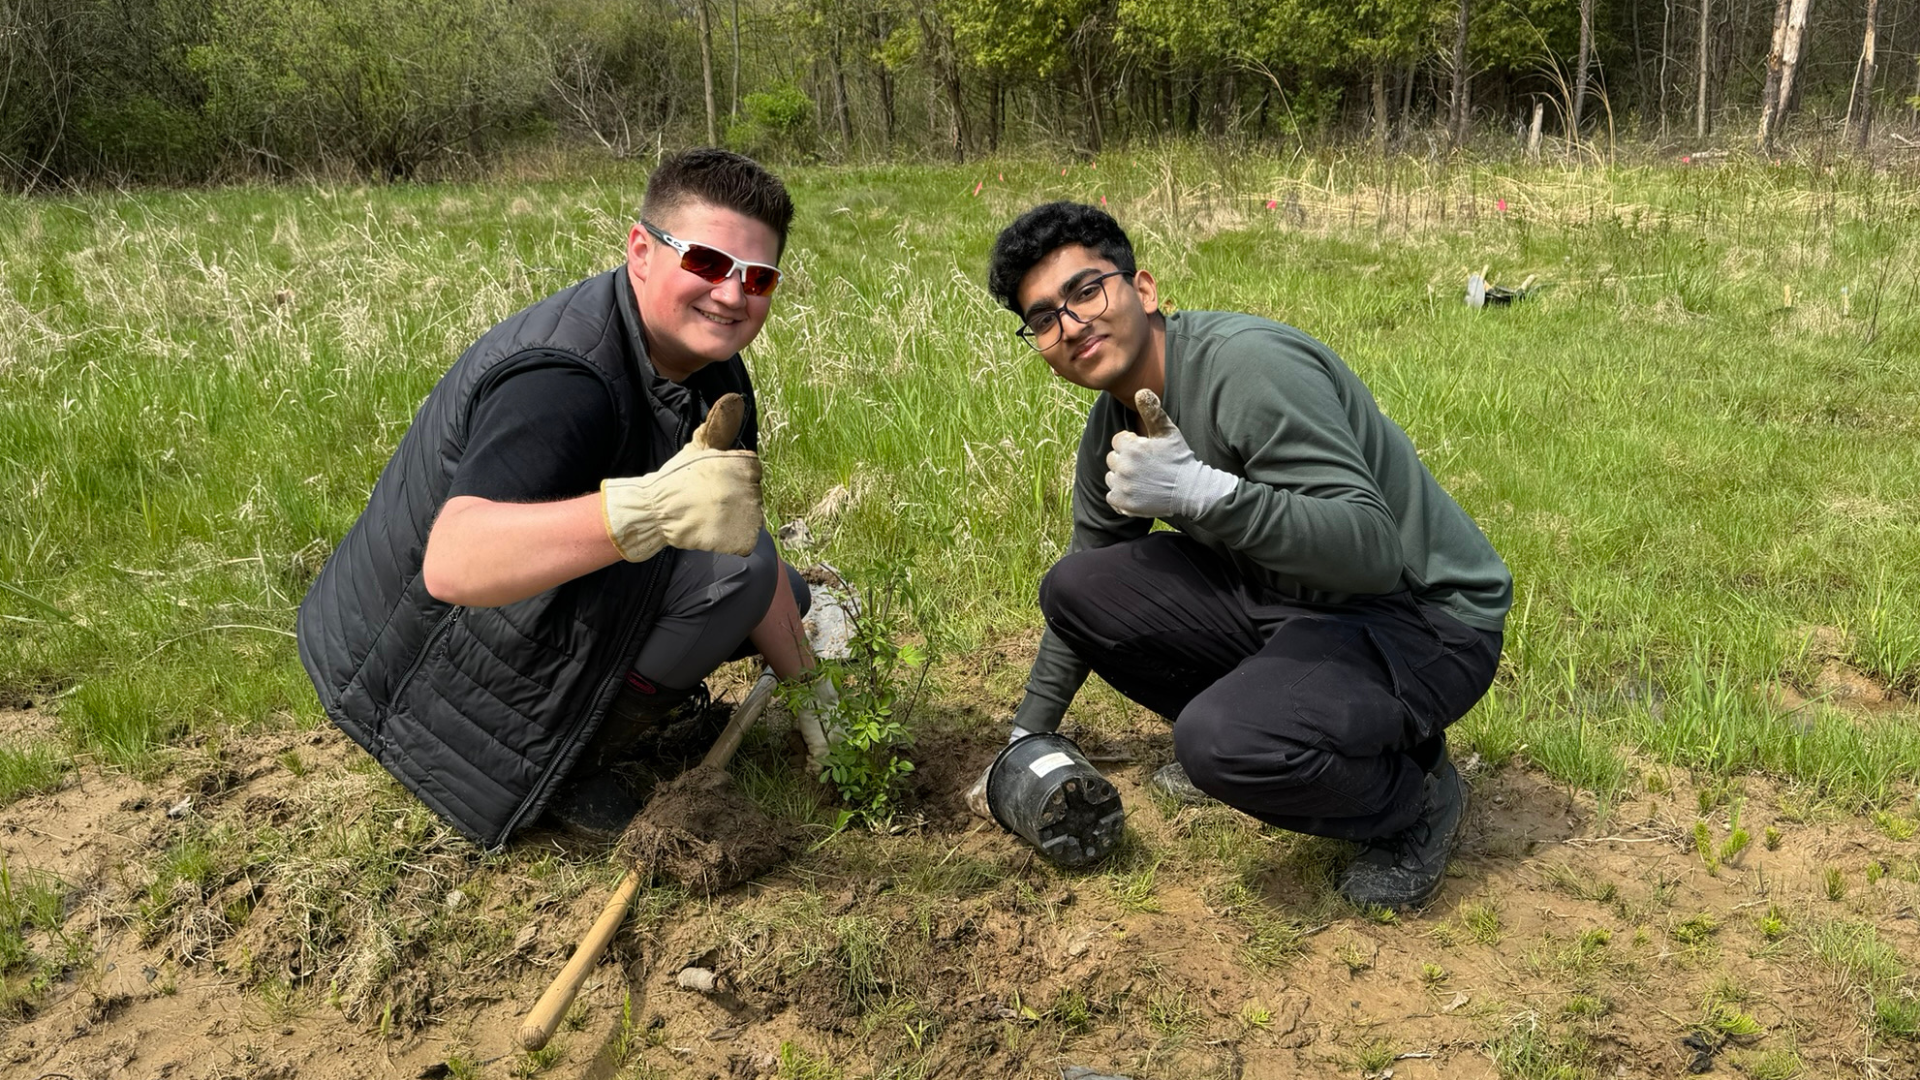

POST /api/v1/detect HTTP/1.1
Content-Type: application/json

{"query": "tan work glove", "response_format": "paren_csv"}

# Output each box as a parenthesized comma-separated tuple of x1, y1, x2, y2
(601, 393, 763, 562)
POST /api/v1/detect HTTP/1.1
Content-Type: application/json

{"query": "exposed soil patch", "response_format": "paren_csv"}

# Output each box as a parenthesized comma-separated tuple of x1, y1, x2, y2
(2, 693, 1917, 1080)
(0, 707, 57, 741)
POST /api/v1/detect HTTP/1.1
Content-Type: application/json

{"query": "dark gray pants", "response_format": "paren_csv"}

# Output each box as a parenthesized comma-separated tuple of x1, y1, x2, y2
(1039, 532, 1501, 841)
(632, 528, 809, 691)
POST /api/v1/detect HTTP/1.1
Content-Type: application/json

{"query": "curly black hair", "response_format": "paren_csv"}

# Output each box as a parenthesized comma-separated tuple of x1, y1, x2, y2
(986, 201, 1136, 313)
(642, 147, 795, 257)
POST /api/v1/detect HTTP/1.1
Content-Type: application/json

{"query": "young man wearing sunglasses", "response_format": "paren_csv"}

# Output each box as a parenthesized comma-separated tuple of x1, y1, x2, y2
(978, 202, 1512, 910)
(298, 149, 835, 848)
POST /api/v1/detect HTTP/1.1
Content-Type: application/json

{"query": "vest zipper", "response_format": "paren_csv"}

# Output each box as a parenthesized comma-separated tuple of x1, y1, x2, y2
(391, 606, 460, 710)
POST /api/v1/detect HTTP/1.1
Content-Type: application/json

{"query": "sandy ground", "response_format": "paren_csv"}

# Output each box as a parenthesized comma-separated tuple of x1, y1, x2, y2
(2, 684, 1917, 1080)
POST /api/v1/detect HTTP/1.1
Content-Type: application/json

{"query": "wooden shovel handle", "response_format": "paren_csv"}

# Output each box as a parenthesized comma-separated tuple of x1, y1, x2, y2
(517, 869, 640, 1050)
(516, 669, 781, 1051)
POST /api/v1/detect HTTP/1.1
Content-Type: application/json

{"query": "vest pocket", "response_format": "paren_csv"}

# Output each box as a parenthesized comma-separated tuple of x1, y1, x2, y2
(385, 607, 461, 729)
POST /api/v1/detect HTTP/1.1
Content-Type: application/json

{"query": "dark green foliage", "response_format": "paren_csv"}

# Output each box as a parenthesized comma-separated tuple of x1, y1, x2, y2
(188, 0, 546, 180)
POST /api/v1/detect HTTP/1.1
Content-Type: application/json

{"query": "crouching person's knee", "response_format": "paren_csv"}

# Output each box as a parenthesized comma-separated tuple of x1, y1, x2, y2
(1037, 546, 1121, 641)
(1171, 698, 1237, 800)
(712, 528, 782, 622)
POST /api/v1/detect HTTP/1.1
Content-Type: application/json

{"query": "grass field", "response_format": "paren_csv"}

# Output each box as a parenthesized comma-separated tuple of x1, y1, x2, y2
(3, 147, 1920, 1077)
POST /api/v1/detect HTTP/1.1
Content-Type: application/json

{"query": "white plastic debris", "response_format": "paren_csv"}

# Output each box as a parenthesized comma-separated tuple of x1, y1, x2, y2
(802, 583, 857, 661)
(676, 967, 720, 993)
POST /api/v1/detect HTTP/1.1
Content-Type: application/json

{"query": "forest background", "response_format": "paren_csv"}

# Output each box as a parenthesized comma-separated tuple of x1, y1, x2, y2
(2, 0, 1916, 190)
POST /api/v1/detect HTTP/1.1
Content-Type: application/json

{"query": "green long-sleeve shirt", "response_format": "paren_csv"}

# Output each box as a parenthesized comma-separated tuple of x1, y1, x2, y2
(1013, 310, 1513, 733)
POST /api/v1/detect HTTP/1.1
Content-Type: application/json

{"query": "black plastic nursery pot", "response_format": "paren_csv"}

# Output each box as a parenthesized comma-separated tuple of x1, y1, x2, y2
(986, 732, 1125, 869)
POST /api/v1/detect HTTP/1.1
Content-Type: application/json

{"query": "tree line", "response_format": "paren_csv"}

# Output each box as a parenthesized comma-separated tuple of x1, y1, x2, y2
(3, 0, 1916, 189)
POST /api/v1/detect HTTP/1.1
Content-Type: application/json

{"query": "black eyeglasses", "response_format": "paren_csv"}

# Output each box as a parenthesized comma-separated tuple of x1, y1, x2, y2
(641, 220, 782, 297)
(1015, 270, 1134, 352)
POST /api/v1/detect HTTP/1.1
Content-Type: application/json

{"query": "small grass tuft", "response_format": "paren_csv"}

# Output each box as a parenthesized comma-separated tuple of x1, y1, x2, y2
(1144, 987, 1200, 1041)
(510, 1043, 561, 1077)
(1562, 993, 1609, 1019)
(1670, 912, 1719, 947)
(1352, 1039, 1396, 1072)
(1048, 988, 1094, 1033)
(1460, 901, 1504, 946)
(0, 742, 67, 803)
(1735, 1048, 1802, 1080)
(1485, 1011, 1592, 1080)
(1871, 811, 1916, 842)
(779, 1042, 846, 1080)
(1872, 993, 1920, 1041)
(1335, 937, 1374, 975)
(1540, 861, 1617, 904)
(1758, 905, 1788, 941)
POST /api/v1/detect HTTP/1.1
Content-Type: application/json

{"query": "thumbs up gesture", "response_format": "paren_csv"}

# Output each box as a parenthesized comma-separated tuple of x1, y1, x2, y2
(601, 393, 764, 562)
(1104, 389, 1237, 521)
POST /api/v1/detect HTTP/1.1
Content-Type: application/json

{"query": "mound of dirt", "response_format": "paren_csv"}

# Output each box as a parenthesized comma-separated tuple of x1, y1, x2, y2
(617, 765, 800, 893)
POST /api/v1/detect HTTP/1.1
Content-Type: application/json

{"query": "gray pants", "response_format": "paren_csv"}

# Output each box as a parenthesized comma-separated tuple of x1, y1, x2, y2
(633, 528, 809, 691)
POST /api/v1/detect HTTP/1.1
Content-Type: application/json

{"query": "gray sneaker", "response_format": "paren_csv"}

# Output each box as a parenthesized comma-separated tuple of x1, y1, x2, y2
(1148, 761, 1218, 807)
(1338, 754, 1469, 910)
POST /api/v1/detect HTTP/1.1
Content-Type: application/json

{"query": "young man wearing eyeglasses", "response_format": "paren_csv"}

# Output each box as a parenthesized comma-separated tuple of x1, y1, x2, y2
(297, 149, 835, 848)
(977, 201, 1512, 910)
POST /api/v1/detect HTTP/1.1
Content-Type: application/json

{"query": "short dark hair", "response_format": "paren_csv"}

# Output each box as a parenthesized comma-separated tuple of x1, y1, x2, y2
(642, 147, 795, 257)
(987, 201, 1137, 312)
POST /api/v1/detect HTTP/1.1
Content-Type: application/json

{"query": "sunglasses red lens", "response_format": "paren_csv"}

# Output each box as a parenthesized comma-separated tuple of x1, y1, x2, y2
(740, 265, 780, 296)
(677, 242, 781, 296)
(678, 243, 733, 282)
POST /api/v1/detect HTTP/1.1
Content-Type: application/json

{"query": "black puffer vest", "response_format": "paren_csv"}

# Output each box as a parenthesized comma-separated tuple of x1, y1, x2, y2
(296, 267, 753, 848)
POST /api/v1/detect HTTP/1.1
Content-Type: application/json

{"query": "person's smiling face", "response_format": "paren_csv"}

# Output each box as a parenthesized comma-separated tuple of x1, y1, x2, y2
(1013, 244, 1160, 395)
(626, 201, 780, 382)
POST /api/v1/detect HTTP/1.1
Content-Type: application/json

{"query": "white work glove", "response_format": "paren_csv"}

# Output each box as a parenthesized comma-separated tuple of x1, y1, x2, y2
(1104, 388, 1236, 520)
(796, 674, 842, 775)
(965, 725, 1036, 819)
(601, 393, 763, 562)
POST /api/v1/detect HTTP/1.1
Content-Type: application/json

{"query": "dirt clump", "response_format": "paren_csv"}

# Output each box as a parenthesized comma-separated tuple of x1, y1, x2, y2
(618, 764, 799, 892)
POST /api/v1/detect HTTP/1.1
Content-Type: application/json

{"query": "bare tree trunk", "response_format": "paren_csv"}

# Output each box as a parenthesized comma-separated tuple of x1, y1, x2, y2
(1847, 0, 1881, 149)
(1695, 0, 1712, 137)
(1573, 0, 1595, 131)
(1659, 0, 1673, 138)
(696, 0, 717, 144)
(1449, 0, 1473, 146)
(947, 33, 966, 162)
(830, 31, 852, 149)
(729, 0, 741, 118)
(1528, 99, 1545, 159)
(1757, 0, 1791, 149)
(919, 13, 964, 161)
(1772, 0, 1814, 139)
(1398, 60, 1416, 142)
(1082, 60, 1104, 151)
(1372, 59, 1390, 153)
(1632, 0, 1648, 120)
(869, 13, 895, 153)
(990, 82, 1003, 151)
